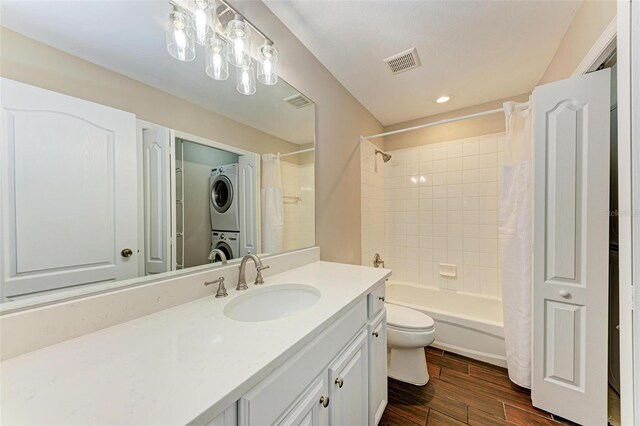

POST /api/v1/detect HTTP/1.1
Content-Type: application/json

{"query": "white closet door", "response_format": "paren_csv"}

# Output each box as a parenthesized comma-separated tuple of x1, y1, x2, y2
(239, 153, 259, 256)
(0, 79, 138, 297)
(141, 125, 171, 275)
(532, 69, 610, 425)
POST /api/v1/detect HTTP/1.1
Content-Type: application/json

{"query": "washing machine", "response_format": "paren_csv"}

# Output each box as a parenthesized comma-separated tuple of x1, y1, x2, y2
(211, 231, 240, 261)
(210, 164, 240, 232)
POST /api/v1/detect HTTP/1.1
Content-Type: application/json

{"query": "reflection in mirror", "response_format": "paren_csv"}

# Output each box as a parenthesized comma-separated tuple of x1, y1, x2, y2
(0, 1, 315, 309)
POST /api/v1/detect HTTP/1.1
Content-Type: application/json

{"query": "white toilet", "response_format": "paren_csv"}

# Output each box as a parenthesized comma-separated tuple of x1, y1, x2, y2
(386, 303, 436, 386)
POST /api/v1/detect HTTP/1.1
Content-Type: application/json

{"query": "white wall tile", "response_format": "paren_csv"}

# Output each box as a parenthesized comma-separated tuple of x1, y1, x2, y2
(370, 133, 505, 296)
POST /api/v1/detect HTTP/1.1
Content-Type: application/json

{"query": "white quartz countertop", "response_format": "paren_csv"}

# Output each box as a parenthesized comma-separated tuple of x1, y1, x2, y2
(0, 261, 390, 425)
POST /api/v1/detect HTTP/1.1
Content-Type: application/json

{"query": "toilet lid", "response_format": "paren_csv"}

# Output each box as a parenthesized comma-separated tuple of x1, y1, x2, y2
(386, 304, 435, 331)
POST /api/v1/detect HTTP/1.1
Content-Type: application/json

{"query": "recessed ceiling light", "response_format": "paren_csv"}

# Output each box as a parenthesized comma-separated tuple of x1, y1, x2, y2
(436, 96, 451, 104)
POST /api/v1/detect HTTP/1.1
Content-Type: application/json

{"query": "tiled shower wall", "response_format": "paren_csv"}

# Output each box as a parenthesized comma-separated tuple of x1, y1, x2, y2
(384, 133, 505, 298)
(281, 161, 315, 252)
(361, 139, 385, 267)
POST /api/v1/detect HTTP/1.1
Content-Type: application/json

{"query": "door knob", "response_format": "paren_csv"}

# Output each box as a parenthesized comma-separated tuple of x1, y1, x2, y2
(121, 248, 134, 258)
(559, 290, 570, 298)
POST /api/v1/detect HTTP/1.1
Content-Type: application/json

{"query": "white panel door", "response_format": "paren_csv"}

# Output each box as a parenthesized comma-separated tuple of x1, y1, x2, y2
(532, 69, 610, 424)
(239, 153, 259, 256)
(0, 79, 138, 297)
(141, 125, 171, 275)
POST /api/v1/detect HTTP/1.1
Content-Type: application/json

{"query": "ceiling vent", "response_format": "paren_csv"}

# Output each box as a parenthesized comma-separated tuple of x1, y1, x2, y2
(384, 47, 421, 74)
(284, 93, 313, 109)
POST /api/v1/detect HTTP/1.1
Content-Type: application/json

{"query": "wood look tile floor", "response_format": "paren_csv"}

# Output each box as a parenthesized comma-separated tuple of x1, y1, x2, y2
(380, 347, 579, 426)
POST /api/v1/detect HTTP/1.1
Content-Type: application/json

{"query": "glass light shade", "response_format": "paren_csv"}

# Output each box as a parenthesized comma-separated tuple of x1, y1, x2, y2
(166, 9, 195, 62)
(226, 17, 252, 67)
(205, 37, 229, 80)
(236, 58, 256, 95)
(191, 0, 214, 46)
(257, 41, 278, 85)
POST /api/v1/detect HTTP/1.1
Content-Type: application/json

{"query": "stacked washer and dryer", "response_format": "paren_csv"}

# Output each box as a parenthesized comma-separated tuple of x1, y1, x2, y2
(210, 164, 241, 261)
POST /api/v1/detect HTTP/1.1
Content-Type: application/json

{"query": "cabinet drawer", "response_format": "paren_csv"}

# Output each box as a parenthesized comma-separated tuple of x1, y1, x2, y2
(367, 281, 386, 319)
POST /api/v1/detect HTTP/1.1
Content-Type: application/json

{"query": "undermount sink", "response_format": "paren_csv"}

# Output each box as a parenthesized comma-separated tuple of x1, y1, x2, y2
(223, 284, 321, 322)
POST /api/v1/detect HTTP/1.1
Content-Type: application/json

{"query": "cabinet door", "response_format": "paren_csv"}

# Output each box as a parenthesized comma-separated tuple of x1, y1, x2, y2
(329, 330, 368, 426)
(368, 310, 387, 425)
(278, 376, 329, 426)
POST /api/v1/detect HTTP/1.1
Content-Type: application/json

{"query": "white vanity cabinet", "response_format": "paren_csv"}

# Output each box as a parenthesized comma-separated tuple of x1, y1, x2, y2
(234, 281, 388, 426)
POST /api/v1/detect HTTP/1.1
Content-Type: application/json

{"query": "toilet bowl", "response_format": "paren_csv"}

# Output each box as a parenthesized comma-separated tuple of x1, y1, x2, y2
(386, 303, 436, 386)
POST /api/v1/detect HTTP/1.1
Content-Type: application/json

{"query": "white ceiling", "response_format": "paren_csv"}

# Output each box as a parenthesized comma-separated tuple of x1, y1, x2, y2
(265, 0, 581, 126)
(0, 1, 315, 145)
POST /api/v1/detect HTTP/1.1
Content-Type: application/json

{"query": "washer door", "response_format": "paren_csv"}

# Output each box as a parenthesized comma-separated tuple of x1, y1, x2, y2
(215, 241, 234, 260)
(211, 175, 233, 213)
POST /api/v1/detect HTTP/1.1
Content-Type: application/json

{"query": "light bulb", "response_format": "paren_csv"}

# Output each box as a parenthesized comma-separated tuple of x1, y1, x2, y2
(236, 58, 256, 95)
(233, 38, 245, 65)
(194, 9, 208, 43)
(257, 41, 278, 85)
(166, 9, 195, 62)
(226, 16, 251, 67)
(191, 0, 214, 46)
(205, 37, 228, 80)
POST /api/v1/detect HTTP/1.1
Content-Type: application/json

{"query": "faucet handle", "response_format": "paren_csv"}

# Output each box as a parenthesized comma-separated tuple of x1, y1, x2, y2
(255, 265, 270, 285)
(205, 277, 228, 298)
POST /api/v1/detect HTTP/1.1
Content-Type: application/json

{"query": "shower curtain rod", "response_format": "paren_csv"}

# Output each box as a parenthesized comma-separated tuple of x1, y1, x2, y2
(280, 147, 315, 157)
(363, 103, 528, 140)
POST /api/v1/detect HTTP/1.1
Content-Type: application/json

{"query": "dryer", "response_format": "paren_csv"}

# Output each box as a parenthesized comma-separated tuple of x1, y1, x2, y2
(210, 164, 240, 232)
(211, 231, 240, 261)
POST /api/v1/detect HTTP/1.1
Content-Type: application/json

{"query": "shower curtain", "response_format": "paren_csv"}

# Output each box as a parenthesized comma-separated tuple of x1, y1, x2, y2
(261, 153, 284, 254)
(499, 99, 533, 388)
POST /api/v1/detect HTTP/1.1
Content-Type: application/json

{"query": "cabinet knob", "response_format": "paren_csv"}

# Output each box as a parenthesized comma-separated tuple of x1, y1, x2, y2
(378, 296, 385, 301)
(559, 290, 571, 298)
(121, 248, 133, 258)
(335, 377, 344, 388)
(372, 331, 379, 338)
(319, 396, 330, 407)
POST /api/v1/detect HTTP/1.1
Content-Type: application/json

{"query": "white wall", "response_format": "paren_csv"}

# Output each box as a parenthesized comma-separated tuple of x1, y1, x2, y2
(361, 139, 385, 267)
(181, 141, 239, 268)
(383, 133, 506, 298)
(281, 160, 315, 252)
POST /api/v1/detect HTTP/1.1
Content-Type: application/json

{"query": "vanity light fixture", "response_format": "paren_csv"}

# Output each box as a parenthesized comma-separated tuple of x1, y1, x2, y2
(436, 95, 451, 104)
(166, 0, 280, 96)
(166, 6, 195, 62)
(257, 40, 278, 85)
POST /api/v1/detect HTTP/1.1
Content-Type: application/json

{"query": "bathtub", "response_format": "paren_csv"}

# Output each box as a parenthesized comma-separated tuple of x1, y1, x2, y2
(385, 281, 507, 367)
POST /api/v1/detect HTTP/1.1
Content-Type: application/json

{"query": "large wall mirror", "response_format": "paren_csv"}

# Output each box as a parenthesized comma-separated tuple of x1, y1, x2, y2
(0, 1, 315, 310)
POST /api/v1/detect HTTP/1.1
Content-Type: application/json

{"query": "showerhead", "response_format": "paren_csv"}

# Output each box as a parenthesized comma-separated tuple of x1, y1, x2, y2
(375, 149, 392, 163)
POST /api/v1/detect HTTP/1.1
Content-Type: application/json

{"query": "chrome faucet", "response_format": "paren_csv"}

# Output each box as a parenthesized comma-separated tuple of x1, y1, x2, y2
(208, 248, 228, 264)
(237, 254, 270, 290)
(373, 253, 385, 268)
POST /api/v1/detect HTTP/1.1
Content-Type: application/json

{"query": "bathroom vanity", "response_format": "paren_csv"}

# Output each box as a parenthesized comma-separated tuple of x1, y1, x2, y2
(0, 254, 390, 425)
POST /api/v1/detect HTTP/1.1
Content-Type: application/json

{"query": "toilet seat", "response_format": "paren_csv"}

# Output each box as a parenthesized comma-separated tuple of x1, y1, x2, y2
(386, 303, 435, 331)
